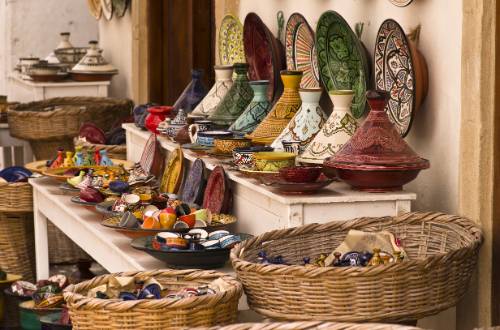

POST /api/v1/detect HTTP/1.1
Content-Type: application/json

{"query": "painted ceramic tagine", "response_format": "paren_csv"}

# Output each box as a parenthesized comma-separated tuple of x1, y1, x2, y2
(173, 69, 207, 114)
(323, 90, 430, 192)
(70, 40, 118, 81)
(209, 63, 254, 127)
(247, 70, 303, 145)
(229, 80, 271, 135)
(190, 65, 233, 118)
(45, 32, 73, 64)
(271, 88, 327, 152)
(298, 90, 358, 164)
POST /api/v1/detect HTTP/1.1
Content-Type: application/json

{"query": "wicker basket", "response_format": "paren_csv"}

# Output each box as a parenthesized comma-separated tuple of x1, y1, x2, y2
(74, 137, 126, 160)
(8, 97, 133, 159)
(64, 269, 242, 330)
(231, 212, 483, 323)
(0, 212, 35, 282)
(47, 222, 91, 264)
(200, 322, 423, 330)
(0, 181, 33, 213)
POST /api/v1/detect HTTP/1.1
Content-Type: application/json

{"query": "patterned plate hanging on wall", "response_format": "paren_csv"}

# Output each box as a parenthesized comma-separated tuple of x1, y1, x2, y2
(389, 0, 414, 7)
(316, 11, 369, 119)
(286, 13, 320, 89)
(87, 0, 102, 20)
(112, 0, 129, 18)
(101, 0, 113, 20)
(219, 15, 246, 66)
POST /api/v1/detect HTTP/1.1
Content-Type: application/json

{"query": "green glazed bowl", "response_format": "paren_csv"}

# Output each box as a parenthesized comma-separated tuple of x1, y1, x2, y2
(254, 152, 296, 172)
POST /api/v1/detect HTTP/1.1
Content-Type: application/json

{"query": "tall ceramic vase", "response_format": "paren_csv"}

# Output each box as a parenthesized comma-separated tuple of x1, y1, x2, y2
(271, 88, 327, 152)
(173, 69, 207, 114)
(208, 63, 254, 127)
(298, 90, 358, 164)
(247, 70, 303, 145)
(229, 80, 271, 134)
(190, 65, 233, 118)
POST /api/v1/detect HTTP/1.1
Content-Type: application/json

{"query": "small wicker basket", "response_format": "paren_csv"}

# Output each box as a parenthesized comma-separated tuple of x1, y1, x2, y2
(64, 269, 242, 330)
(200, 321, 423, 330)
(231, 212, 483, 323)
(0, 182, 33, 213)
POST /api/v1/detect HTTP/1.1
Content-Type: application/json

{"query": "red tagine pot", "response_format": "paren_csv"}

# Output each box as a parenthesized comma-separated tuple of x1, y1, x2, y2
(323, 90, 430, 192)
(145, 106, 173, 134)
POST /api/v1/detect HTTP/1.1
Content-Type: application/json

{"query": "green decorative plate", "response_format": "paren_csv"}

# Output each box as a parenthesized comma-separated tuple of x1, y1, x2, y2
(316, 11, 369, 118)
(219, 15, 245, 65)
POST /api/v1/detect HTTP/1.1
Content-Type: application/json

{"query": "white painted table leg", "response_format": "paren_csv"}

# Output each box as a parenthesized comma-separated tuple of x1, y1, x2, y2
(287, 204, 304, 228)
(33, 189, 50, 280)
(396, 200, 412, 215)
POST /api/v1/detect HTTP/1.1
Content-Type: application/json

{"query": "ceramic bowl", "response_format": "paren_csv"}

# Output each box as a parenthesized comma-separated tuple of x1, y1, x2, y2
(232, 146, 273, 169)
(29, 63, 62, 76)
(254, 152, 296, 172)
(163, 124, 184, 138)
(197, 130, 233, 147)
(279, 165, 323, 183)
(214, 137, 252, 155)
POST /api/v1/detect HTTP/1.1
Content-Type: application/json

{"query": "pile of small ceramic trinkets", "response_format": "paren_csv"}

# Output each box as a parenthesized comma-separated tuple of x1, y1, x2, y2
(151, 229, 241, 252)
(10, 275, 69, 309)
(15, 33, 118, 82)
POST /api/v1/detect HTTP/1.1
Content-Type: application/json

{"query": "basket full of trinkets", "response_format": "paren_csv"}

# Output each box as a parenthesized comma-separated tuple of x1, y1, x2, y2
(231, 212, 483, 323)
(63, 269, 242, 329)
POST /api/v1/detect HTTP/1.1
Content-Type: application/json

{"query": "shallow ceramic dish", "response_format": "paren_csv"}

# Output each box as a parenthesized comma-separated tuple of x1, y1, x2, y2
(213, 137, 252, 155)
(131, 234, 251, 269)
(196, 130, 233, 147)
(70, 196, 99, 206)
(58, 182, 80, 194)
(181, 143, 211, 151)
(238, 168, 280, 181)
(160, 148, 184, 194)
(253, 152, 296, 172)
(70, 71, 117, 82)
(40, 159, 132, 182)
(30, 72, 68, 83)
(179, 158, 206, 206)
(203, 166, 232, 214)
(95, 200, 120, 217)
(279, 165, 322, 183)
(232, 146, 274, 169)
(0, 166, 32, 182)
(261, 177, 333, 195)
(101, 214, 237, 239)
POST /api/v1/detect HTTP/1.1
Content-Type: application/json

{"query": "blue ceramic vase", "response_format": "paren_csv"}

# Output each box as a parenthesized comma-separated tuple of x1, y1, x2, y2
(173, 69, 207, 114)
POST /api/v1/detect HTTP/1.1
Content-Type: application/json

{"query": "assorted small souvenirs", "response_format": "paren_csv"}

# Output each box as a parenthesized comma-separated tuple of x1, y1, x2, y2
(151, 229, 241, 252)
(10, 275, 69, 308)
(48, 146, 114, 168)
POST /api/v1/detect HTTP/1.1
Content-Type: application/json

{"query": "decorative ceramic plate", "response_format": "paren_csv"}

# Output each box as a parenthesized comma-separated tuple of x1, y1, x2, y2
(70, 196, 99, 206)
(181, 143, 211, 151)
(160, 148, 184, 194)
(95, 200, 120, 217)
(389, 0, 413, 7)
(112, 0, 128, 17)
(261, 177, 334, 195)
(203, 166, 230, 214)
(375, 19, 416, 137)
(101, 0, 113, 20)
(140, 134, 163, 176)
(41, 161, 132, 182)
(87, 0, 102, 19)
(59, 183, 80, 194)
(180, 158, 206, 206)
(316, 11, 369, 119)
(219, 15, 245, 66)
(244, 12, 285, 102)
(286, 13, 320, 88)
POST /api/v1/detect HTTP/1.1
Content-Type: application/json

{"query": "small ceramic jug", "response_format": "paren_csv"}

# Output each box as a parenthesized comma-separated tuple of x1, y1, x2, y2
(188, 120, 212, 143)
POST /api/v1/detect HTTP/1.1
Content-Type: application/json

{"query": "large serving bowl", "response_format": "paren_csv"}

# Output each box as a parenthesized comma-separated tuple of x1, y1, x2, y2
(279, 165, 322, 183)
(197, 130, 233, 147)
(214, 137, 252, 155)
(254, 152, 295, 172)
(232, 146, 273, 169)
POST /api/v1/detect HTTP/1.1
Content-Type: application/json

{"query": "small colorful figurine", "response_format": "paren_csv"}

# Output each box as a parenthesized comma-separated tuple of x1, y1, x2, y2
(313, 254, 327, 267)
(63, 152, 74, 167)
(99, 149, 113, 166)
(50, 150, 64, 169)
(74, 151, 85, 166)
(368, 248, 382, 266)
(83, 150, 94, 166)
(73, 146, 83, 164)
(67, 171, 85, 187)
(94, 148, 101, 165)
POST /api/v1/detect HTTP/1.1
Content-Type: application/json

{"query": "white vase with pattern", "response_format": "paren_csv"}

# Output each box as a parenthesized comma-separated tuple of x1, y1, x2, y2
(190, 65, 233, 118)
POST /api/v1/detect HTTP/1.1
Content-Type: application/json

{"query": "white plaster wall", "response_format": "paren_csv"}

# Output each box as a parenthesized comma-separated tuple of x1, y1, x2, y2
(0, 0, 98, 95)
(98, 9, 132, 98)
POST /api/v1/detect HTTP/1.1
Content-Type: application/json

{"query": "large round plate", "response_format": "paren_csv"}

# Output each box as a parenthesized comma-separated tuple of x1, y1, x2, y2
(286, 13, 320, 88)
(87, 0, 102, 19)
(112, 0, 128, 17)
(261, 177, 334, 195)
(316, 11, 369, 119)
(203, 166, 230, 214)
(375, 19, 416, 137)
(244, 13, 285, 103)
(218, 15, 245, 66)
(100, 0, 113, 20)
(180, 158, 206, 206)
(160, 148, 184, 194)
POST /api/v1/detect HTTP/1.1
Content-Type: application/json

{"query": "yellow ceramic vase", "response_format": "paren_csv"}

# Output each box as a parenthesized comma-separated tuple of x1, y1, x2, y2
(247, 71, 303, 145)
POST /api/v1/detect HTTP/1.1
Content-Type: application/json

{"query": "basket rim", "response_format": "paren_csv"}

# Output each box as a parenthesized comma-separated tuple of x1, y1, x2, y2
(231, 212, 483, 277)
(63, 269, 242, 311)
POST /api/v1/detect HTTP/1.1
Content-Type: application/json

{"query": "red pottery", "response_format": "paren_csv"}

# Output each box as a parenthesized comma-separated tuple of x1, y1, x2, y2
(323, 90, 430, 192)
(145, 106, 173, 134)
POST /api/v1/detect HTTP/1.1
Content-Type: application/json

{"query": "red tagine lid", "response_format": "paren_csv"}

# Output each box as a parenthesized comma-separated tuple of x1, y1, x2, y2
(325, 90, 430, 170)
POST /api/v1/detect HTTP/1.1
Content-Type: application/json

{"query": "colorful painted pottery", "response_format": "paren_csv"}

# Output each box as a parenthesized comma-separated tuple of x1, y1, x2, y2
(188, 120, 213, 143)
(232, 146, 273, 170)
(271, 88, 327, 152)
(180, 158, 206, 206)
(208, 63, 253, 127)
(253, 152, 296, 172)
(145, 106, 172, 134)
(219, 15, 245, 65)
(323, 90, 430, 192)
(374, 20, 428, 137)
(203, 166, 232, 214)
(190, 65, 233, 118)
(281, 140, 301, 155)
(70, 41, 118, 81)
(279, 165, 322, 183)
(286, 13, 320, 88)
(262, 177, 333, 195)
(214, 137, 252, 155)
(316, 11, 369, 119)
(196, 130, 233, 147)
(247, 71, 303, 145)
(173, 69, 207, 114)
(298, 90, 358, 164)
(244, 13, 286, 103)
(229, 80, 271, 134)
(160, 148, 184, 194)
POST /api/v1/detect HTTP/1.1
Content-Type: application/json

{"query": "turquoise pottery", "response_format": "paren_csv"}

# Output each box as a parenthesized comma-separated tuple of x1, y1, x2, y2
(229, 80, 271, 134)
(209, 63, 254, 127)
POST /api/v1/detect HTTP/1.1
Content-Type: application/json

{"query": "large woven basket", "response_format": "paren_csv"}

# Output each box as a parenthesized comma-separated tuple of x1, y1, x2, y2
(200, 322, 422, 330)
(8, 97, 133, 159)
(74, 137, 126, 160)
(231, 212, 483, 323)
(0, 181, 33, 213)
(64, 269, 242, 330)
(47, 222, 90, 264)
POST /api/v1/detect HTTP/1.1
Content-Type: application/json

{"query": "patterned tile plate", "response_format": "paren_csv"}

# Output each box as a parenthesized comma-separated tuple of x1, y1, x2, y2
(374, 19, 416, 137)
(87, 0, 102, 20)
(389, 0, 414, 7)
(219, 15, 245, 65)
(286, 13, 320, 88)
(112, 0, 128, 18)
(316, 11, 369, 119)
(160, 148, 184, 194)
(100, 0, 113, 20)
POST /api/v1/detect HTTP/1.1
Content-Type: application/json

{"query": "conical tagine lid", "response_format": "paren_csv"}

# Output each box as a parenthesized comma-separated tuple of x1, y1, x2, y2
(72, 41, 117, 73)
(325, 90, 429, 170)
